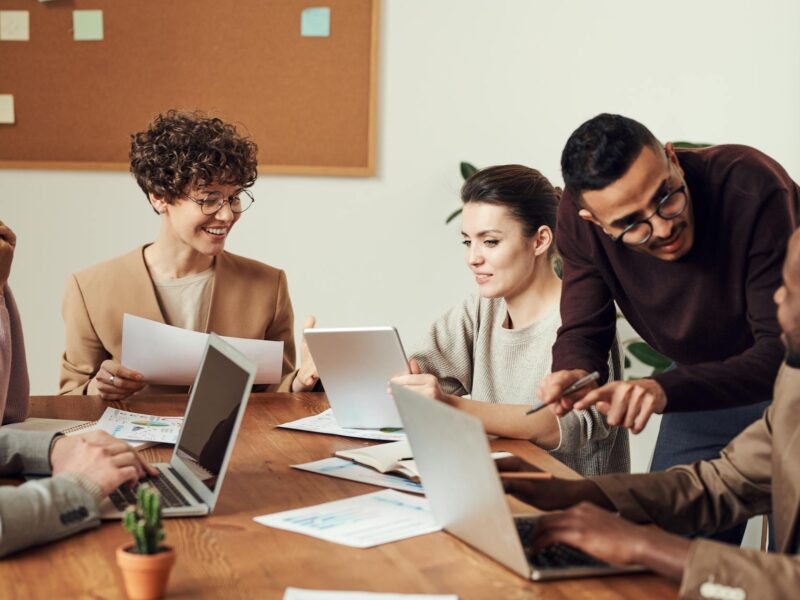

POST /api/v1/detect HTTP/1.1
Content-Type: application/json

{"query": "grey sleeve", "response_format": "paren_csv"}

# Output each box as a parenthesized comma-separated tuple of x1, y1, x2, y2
(0, 475, 101, 558)
(410, 297, 479, 396)
(551, 335, 622, 452)
(0, 429, 57, 476)
(0, 429, 102, 557)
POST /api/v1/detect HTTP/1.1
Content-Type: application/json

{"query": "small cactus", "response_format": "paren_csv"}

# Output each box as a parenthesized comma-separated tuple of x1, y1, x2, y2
(122, 484, 166, 555)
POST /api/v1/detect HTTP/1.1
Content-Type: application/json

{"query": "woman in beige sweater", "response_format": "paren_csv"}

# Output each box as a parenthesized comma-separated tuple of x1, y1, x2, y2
(60, 111, 318, 398)
(392, 165, 628, 476)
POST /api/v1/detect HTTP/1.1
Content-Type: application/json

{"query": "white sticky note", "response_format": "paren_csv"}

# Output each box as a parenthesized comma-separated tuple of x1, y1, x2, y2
(73, 9, 104, 41)
(0, 10, 30, 41)
(0, 95, 15, 125)
(301, 7, 330, 37)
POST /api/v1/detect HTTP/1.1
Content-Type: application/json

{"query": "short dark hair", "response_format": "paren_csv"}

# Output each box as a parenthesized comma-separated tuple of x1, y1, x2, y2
(561, 113, 660, 196)
(461, 164, 560, 257)
(129, 110, 258, 205)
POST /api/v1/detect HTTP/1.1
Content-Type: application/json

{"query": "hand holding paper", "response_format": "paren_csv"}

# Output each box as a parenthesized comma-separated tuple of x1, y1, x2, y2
(121, 314, 283, 385)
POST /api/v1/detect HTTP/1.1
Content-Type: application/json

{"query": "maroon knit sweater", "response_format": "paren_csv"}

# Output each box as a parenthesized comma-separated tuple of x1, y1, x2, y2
(553, 145, 799, 411)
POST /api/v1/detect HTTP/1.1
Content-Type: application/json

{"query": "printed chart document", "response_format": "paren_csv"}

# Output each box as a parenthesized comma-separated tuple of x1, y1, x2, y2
(284, 589, 457, 600)
(279, 409, 405, 442)
(4, 409, 181, 448)
(98, 409, 183, 444)
(293, 457, 425, 495)
(254, 489, 440, 548)
(121, 313, 283, 385)
(75, 408, 183, 447)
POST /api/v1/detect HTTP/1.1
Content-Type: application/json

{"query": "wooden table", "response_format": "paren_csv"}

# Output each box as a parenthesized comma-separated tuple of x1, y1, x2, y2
(2, 393, 678, 599)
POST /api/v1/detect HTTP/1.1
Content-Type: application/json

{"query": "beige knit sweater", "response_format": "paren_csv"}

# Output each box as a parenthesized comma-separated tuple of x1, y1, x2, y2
(411, 295, 629, 477)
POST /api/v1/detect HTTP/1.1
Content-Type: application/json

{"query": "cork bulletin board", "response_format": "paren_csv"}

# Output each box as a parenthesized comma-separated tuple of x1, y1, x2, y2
(0, 0, 379, 176)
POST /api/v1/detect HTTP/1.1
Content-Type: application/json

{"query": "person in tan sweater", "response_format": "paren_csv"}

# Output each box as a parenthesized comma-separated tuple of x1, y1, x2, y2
(500, 226, 800, 599)
(59, 111, 318, 398)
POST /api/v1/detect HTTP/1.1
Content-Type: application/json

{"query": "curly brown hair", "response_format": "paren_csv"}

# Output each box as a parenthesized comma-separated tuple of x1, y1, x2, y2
(129, 110, 258, 206)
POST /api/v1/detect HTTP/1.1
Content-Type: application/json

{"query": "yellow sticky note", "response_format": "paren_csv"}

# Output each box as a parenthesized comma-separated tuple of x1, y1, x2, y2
(73, 9, 104, 41)
(0, 10, 30, 41)
(0, 95, 15, 124)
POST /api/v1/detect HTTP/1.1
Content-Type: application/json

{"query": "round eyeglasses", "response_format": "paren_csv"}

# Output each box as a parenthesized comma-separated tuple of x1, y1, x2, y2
(610, 184, 688, 246)
(184, 189, 255, 215)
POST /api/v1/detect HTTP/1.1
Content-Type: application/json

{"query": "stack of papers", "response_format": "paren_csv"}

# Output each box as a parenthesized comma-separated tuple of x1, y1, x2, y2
(96, 408, 183, 444)
(254, 489, 440, 548)
(72, 408, 183, 447)
(279, 409, 405, 442)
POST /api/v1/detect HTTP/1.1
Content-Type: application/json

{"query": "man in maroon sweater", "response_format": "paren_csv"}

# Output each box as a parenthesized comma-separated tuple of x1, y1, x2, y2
(538, 114, 798, 544)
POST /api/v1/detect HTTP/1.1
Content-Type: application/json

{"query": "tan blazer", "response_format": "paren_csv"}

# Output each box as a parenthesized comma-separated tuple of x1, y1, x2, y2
(593, 363, 800, 599)
(59, 247, 297, 395)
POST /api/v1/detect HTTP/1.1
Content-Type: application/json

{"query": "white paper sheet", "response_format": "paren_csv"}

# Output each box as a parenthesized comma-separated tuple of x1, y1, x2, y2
(279, 409, 405, 442)
(121, 314, 283, 385)
(284, 589, 457, 600)
(95, 408, 183, 444)
(254, 489, 440, 548)
(292, 457, 425, 495)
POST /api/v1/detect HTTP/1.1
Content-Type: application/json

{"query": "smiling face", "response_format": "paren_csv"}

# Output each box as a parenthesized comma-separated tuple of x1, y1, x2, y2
(461, 202, 547, 301)
(579, 143, 695, 261)
(150, 181, 242, 257)
(775, 229, 800, 357)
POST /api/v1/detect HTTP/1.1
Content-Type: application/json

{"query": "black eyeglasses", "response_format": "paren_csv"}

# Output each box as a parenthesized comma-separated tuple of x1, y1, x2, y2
(184, 189, 255, 215)
(609, 184, 688, 246)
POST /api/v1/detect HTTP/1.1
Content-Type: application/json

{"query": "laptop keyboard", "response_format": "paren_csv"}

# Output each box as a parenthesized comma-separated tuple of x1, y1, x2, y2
(108, 472, 191, 511)
(515, 518, 609, 569)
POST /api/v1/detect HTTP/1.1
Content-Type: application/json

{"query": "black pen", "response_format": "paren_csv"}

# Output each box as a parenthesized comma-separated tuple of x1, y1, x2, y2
(525, 371, 601, 416)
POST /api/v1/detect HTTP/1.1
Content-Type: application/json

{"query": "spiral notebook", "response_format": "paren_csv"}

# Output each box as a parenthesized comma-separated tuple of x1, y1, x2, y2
(5, 418, 153, 449)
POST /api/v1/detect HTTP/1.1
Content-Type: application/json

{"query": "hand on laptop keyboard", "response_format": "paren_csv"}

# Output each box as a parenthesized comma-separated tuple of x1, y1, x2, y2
(109, 473, 189, 511)
(516, 502, 667, 571)
(52, 430, 158, 495)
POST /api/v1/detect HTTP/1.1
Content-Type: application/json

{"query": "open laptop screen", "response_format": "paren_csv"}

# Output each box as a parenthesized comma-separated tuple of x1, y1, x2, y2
(174, 343, 251, 492)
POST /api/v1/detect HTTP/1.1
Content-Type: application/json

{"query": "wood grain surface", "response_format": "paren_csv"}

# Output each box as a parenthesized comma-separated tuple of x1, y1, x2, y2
(0, 393, 678, 599)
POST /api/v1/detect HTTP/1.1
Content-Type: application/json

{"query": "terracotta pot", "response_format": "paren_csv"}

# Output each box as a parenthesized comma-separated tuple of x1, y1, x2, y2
(116, 544, 176, 600)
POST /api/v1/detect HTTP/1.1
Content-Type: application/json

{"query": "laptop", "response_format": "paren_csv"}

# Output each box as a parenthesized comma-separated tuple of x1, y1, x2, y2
(101, 333, 256, 518)
(303, 327, 410, 428)
(390, 382, 646, 581)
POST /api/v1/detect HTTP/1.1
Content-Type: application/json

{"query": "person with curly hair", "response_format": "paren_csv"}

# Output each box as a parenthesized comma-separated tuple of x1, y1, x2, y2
(59, 110, 318, 398)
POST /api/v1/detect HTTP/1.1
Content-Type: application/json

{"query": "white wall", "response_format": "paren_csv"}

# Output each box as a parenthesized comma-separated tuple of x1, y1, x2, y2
(2, 0, 797, 543)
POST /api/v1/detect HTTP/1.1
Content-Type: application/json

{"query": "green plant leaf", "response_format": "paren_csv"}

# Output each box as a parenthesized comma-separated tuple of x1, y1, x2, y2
(445, 207, 463, 224)
(624, 356, 631, 369)
(672, 141, 712, 148)
(626, 342, 672, 372)
(460, 161, 478, 180)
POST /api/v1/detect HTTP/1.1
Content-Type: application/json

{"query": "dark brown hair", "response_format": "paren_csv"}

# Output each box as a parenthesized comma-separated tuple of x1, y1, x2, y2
(129, 110, 258, 205)
(461, 164, 561, 256)
(561, 113, 660, 197)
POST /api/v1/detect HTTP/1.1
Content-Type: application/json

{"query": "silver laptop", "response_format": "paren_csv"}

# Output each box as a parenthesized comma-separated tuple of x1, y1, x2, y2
(390, 382, 645, 581)
(101, 333, 256, 518)
(304, 327, 409, 428)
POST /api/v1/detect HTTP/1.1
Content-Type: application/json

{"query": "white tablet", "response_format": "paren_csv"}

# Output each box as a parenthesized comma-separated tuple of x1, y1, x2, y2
(303, 326, 410, 428)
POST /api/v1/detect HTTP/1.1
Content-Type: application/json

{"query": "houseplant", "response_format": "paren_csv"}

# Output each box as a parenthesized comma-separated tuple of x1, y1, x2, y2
(116, 485, 175, 600)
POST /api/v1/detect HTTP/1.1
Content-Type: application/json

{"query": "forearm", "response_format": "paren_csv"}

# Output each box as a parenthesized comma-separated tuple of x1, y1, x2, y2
(449, 397, 560, 449)
(0, 476, 100, 558)
(0, 430, 56, 475)
(655, 338, 784, 411)
(634, 527, 691, 582)
(506, 477, 615, 512)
